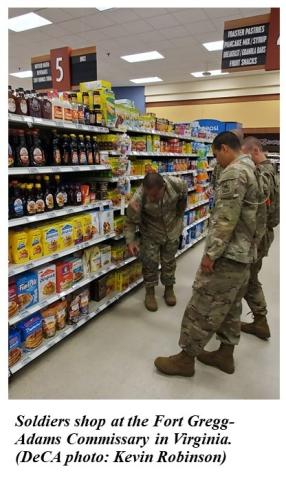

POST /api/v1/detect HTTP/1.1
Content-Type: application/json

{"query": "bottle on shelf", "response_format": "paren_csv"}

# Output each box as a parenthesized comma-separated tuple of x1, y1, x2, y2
(8, 130, 15, 168)
(54, 175, 65, 209)
(10, 181, 25, 218)
(8, 85, 17, 114)
(43, 176, 54, 211)
(70, 134, 79, 164)
(41, 92, 52, 119)
(28, 90, 41, 118)
(26, 183, 37, 216)
(74, 183, 82, 206)
(85, 136, 94, 165)
(82, 91, 90, 125)
(62, 134, 71, 165)
(30, 129, 46, 167)
(51, 130, 62, 166)
(15, 130, 30, 167)
(78, 135, 87, 165)
(76, 93, 85, 125)
(92, 136, 100, 164)
(16, 88, 29, 116)
(93, 104, 103, 127)
(35, 182, 45, 214)
(90, 184, 96, 204)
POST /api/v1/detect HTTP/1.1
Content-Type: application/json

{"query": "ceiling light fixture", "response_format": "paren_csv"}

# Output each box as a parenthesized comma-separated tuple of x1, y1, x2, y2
(8, 12, 52, 32)
(122, 51, 164, 63)
(10, 70, 33, 78)
(191, 70, 229, 78)
(203, 40, 224, 51)
(95, 5, 114, 11)
(130, 77, 163, 84)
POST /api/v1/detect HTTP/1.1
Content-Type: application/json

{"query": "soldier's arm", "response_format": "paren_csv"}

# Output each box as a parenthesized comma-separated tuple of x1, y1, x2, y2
(175, 177, 188, 216)
(204, 170, 248, 261)
(124, 186, 143, 244)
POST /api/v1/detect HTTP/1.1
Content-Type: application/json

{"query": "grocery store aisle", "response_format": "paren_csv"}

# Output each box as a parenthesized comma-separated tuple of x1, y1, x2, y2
(9, 230, 279, 400)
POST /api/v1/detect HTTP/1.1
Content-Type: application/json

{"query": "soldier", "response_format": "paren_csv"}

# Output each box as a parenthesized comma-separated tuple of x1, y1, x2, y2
(154, 131, 259, 377)
(125, 172, 188, 312)
(240, 136, 279, 340)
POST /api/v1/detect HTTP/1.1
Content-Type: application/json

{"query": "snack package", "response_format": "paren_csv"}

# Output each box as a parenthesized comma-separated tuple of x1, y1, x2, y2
(90, 211, 100, 238)
(41, 304, 57, 338)
(8, 329, 22, 367)
(111, 244, 125, 263)
(10, 230, 29, 264)
(89, 246, 101, 273)
(114, 216, 124, 236)
(99, 209, 114, 236)
(8, 281, 19, 318)
(100, 245, 111, 267)
(41, 224, 60, 256)
(90, 276, 107, 301)
(72, 217, 84, 245)
(58, 221, 74, 250)
(81, 214, 92, 242)
(18, 314, 43, 351)
(80, 184, 90, 205)
(131, 136, 146, 152)
(36, 264, 56, 301)
(56, 260, 73, 292)
(79, 288, 90, 315)
(67, 293, 81, 324)
(16, 272, 38, 311)
(152, 135, 161, 153)
(27, 228, 43, 260)
(54, 299, 67, 330)
(70, 256, 84, 283)
(83, 248, 91, 276)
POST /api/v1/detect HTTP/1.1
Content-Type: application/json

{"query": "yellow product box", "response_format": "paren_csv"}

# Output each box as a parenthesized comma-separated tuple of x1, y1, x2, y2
(102, 90, 116, 126)
(57, 220, 74, 250)
(128, 264, 137, 284)
(114, 216, 124, 236)
(152, 135, 161, 153)
(41, 224, 60, 256)
(80, 80, 112, 92)
(130, 161, 143, 176)
(81, 214, 93, 242)
(26, 228, 43, 260)
(10, 230, 29, 264)
(105, 272, 116, 296)
(90, 211, 100, 239)
(116, 268, 129, 292)
(143, 160, 154, 174)
(100, 245, 112, 267)
(111, 244, 125, 263)
(89, 246, 102, 273)
(72, 216, 84, 245)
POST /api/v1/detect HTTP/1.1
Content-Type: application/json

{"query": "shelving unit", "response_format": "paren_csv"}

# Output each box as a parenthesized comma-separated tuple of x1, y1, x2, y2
(9, 165, 110, 175)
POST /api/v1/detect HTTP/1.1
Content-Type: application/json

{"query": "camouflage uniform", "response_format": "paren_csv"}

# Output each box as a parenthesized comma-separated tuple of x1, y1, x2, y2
(244, 160, 277, 317)
(179, 154, 259, 356)
(125, 176, 188, 287)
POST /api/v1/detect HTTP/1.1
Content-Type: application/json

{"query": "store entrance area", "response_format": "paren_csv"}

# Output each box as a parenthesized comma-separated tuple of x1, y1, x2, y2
(9, 230, 279, 400)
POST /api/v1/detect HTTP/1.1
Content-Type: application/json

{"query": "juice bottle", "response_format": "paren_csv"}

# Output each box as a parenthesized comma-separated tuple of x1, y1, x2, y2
(15, 130, 30, 167)
(26, 183, 37, 216)
(85, 136, 94, 165)
(30, 129, 46, 167)
(70, 134, 79, 164)
(43, 176, 54, 211)
(51, 130, 62, 165)
(35, 183, 45, 214)
(8, 85, 17, 114)
(62, 134, 71, 165)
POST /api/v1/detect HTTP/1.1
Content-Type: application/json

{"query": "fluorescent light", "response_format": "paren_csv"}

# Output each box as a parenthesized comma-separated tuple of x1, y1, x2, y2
(191, 70, 229, 78)
(95, 5, 113, 10)
(203, 40, 224, 51)
(10, 70, 33, 78)
(130, 77, 163, 84)
(121, 51, 164, 63)
(8, 12, 52, 32)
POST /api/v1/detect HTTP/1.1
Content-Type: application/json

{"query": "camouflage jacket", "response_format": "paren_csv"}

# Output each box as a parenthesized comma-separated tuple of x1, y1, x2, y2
(257, 159, 277, 258)
(204, 154, 259, 264)
(124, 176, 188, 244)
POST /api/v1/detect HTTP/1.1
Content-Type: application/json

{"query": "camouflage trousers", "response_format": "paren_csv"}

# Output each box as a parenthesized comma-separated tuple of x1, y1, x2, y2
(179, 257, 250, 356)
(244, 257, 267, 317)
(140, 236, 179, 287)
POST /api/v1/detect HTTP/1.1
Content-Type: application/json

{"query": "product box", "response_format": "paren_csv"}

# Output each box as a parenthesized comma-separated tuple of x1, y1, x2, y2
(131, 136, 146, 152)
(105, 272, 115, 296)
(81, 214, 92, 242)
(99, 209, 114, 236)
(56, 260, 73, 293)
(72, 217, 84, 245)
(41, 304, 57, 338)
(54, 299, 67, 330)
(111, 244, 125, 263)
(58, 221, 74, 250)
(152, 135, 161, 153)
(18, 314, 43, 351)
(26, 228, 42, 260)
(90, 276, 107, 301)
(90, 211, 101, 238)
(100, 245, 112, 267)
(89, 246, 102, 273)
(10, 230, 29, 264)
(16, 272, 38, 310)
(41, 224, 60, 256)
(36, 264, 56, 302)
(114, 216, 124, 236)
(8, 329, 22, 367)
(80, 80, 112, 92)
(8, 281, 19, 318)
(70, 256, 84, 283)
(116, 268, 129, 292)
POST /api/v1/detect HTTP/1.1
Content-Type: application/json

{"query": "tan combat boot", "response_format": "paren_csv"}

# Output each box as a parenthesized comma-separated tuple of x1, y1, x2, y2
(154, 350, 195, 377)
(164, 285, 176, 306)
(145, 286, 158, 312)
(197, 344, 235, 374)
(241, 315, 271, 340)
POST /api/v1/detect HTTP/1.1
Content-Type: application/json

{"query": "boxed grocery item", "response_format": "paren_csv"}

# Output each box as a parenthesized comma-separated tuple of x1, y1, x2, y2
(129, 263, 137, 284)
(72, 216, 84, 245)
(114, 216, 124, 236)
(56, 260, 73, 292)
(111, 243, 125, 263)
(41, 224, 60, 255)
(90, 275, 107, 301)
(116, 268, 129, 292)
(131, 136, 146, 152)
(10, 230, 29, 264)
(27, 228, 42, 260)
(58, 221, 74, 250)
(81, 214, 92, 242)
(16, 272, 38, 310)
(100, 245, 112, 267)
(8, 329, 22, 367)
(102, 89, 116, 126)
(105, 272, 115, 296)
(54, 299, 67, 330)
(8, 281, 19, 318)
(36, 264, 56, 302)
(41, 304, 57, 338)
(18, 314, 43, 351)
(79, 288, 90, 315)
(90, 211, 100, 238)
(152, 135, 161, 153)
(80, 79, 112, 92)
(70, 256, 84, 283)
(99, 209, 114, 236)
(67, 292, 81, 324)
(89, 246, 102, 273)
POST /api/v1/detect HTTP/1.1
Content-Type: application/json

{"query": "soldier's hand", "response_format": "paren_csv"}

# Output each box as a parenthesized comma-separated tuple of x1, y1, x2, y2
(128, 242, 140, 257)
(201, 254, 215, 273)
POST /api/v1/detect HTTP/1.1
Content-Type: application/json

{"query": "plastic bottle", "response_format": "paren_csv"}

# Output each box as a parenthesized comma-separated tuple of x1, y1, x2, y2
(10, 181, 25, 218)
(78, 135, 87, 165)
(85, 136, 94, 165)
(30, 129, 46, 167)
(92, 136, 100, 164)
(43, 176, 54, 211)
(62, 93, 73, 123)
(16, 130, 30, 167)
(62, 134, 71, 165)
(54, 175, 65, 209)
(16, 88, 29, 116)
(51, 130, 62, 165)
(8, 85, 17, 114)
(70, 134, 79, 164)
(69, 93, 78, 124)
(8, 130, 14, 168)
(41, 92, 52, 119)
(26, 183, 37, 215)
(35, 183, 45, 214)
(28, 90, 41, 118)
(82, 91, 90, 125)
(52, 92, 63, 121)
(75, 184, 82, 206)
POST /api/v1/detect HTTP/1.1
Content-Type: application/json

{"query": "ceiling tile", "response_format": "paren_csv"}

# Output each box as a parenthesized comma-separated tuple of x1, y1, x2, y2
(172, 9, 208, 24)
(81, 12, 116, 29)
(53, 18, 93, 35)
(147, 14, 180, 29)
(203, 8, 242, 20)
(121, 19, 154, 35)
(134, 8, 169, 19)
(97, 24, 128, 39)
(36, 8, 75, 23)
(158, 25, 189, 40)
(106, 9, 140, 24)
(168, 36, 198, 48)
(184, 20, 217, 35)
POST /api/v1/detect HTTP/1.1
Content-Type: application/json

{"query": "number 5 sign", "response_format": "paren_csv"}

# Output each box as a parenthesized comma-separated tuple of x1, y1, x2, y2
(50, 47, 72, 91)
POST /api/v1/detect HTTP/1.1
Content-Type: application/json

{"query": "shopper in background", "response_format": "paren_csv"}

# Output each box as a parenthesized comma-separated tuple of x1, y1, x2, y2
(125, 173, 188, 312)
(154, 132, 259, 377)
(240, 136, 280, 340)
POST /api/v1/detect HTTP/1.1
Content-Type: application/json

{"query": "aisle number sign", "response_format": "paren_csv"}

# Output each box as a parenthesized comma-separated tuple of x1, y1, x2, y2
(31, 46, 97, 91)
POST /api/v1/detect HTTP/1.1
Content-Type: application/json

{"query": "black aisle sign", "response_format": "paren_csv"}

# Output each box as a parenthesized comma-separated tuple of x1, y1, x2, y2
(32, 59, 53, 90)
(222, 23, 269, 70)
(70, 52, 97, 86)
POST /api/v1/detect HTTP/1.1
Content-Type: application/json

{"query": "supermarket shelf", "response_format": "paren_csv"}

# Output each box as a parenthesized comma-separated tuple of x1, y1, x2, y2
(9, 256, 138, 326)
(8, 113, 109, 133)
(176, 232, 207, 258)
(8, 164, 110, 175)
(93, 170, 198, 183)
(105, 150, 199, 158)
(183, 214, 210, 232)
(108, 125, 213, 143)
(9, 232, 116, 278)
(185, 199, 210, 212)
(9, 201, 113, 228)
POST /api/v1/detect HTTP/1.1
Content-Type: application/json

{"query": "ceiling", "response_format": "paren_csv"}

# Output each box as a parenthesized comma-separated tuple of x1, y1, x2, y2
(9, 7, 270, 89)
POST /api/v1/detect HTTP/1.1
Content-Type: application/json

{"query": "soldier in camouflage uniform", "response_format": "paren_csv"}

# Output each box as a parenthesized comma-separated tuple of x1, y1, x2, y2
(240, 137, 279, 340)
(154, 132, 259, 377)
(125, 173, 188, 312)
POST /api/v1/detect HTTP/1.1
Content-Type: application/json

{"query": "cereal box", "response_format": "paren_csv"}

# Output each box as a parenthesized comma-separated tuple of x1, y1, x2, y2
(35, 264, 56, 302)
(27, 228, 42, 260)
(99, 209, 114, 236)
(16, 272, 38, 310)
(18, 314, 43, 351)
(58, 221, 74, 250)
(90, 211, 101, 239)
(100, 245, 111, 267)
(56, 260, 73, 292)
(41, 225, 60, 255)
(10, 230, 29, 264)
(111, 244, 125, 263)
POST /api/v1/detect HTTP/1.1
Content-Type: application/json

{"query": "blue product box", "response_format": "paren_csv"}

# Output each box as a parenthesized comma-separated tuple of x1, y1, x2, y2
(16, 272, 38, 311)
